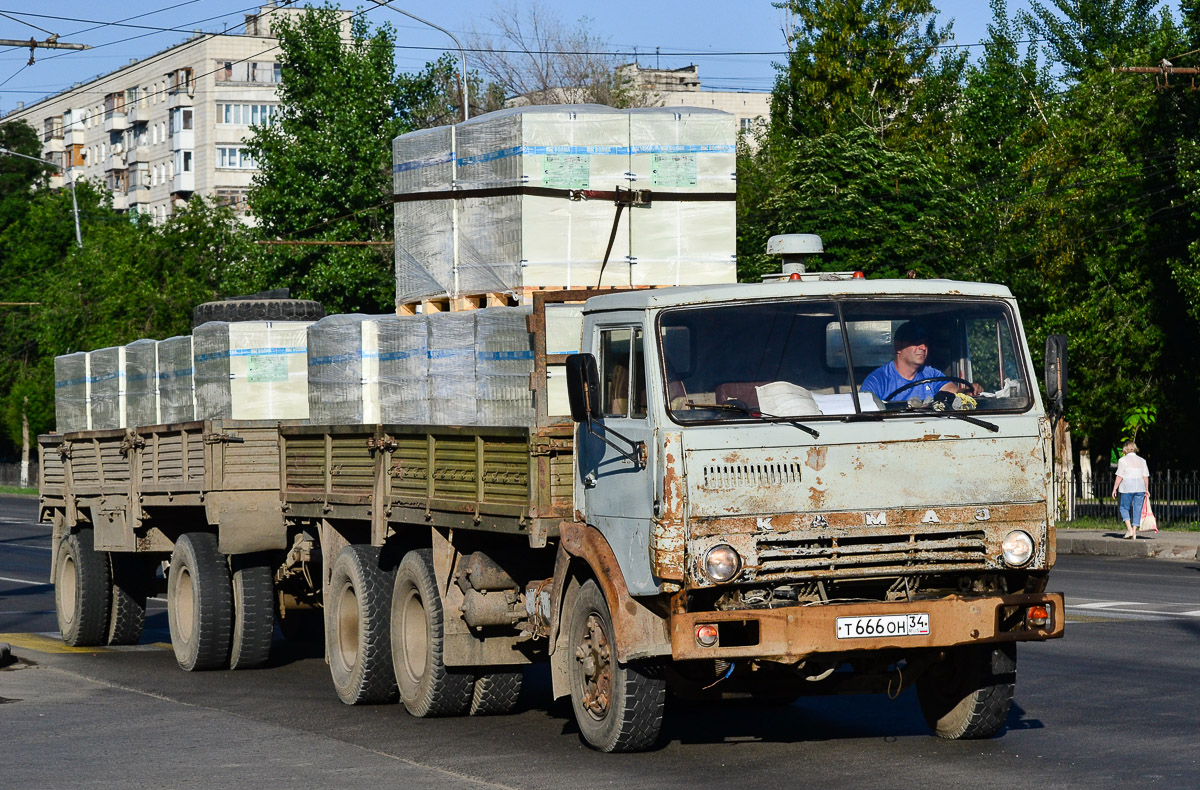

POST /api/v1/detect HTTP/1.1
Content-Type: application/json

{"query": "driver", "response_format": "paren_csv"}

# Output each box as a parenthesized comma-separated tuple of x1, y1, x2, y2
(860, 321, 981, 402)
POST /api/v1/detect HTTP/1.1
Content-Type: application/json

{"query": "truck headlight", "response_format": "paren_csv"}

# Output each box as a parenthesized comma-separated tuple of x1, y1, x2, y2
(704, 544, 742, 582)
(1001, 530, 1034, 566)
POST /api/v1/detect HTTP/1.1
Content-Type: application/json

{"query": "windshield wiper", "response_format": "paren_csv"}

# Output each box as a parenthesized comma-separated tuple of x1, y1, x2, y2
(686, 401, 820, 438)
(929, 410, 999, 432)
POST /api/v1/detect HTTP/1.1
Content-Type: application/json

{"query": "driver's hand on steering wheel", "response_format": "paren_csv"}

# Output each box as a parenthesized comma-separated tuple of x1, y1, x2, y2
(950, 381, 983, 396)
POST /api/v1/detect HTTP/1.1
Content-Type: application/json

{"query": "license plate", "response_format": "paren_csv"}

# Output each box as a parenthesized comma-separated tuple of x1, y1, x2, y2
(836, 613, 930, 639)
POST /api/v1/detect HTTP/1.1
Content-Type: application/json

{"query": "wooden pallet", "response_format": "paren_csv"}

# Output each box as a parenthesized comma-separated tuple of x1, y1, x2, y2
(396, 285, 655, 315)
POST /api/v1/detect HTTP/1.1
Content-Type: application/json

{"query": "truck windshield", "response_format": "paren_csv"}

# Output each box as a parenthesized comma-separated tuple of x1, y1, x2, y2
(658, 297, 1032, 423)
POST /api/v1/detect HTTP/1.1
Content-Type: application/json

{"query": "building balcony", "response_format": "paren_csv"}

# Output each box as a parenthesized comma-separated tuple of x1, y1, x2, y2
(128, 182, 150, 196)
(126, 106, 147, 124)
(106, 152, 127, 171)
(44, 137, 64, 154)
(48, 174, 64, 189)
(111, 192, 129, 211)
(171, 129, 194, 151)
(126, 146, 141, 164)
(66, 165, 84, 182)
(172, 171, 195, 194)
(65, 128, 85, 146)
(103, 113, 128, 133)
(167, 91, 193, 109)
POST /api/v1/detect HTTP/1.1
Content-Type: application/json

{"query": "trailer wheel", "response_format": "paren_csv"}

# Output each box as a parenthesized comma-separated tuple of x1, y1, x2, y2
(107, 553, 148, 646)
(55, 529, 111, 647)
(192, 298, 325, 328)
(229, 556, 275, 669)
(469, 669, 523, 716)
(917, 643, 1015, 739)
(326, 545, 397, 704)
(167, 533, 233, 671)
(390, 548, 473, 717)
(567, 580, 666, 752)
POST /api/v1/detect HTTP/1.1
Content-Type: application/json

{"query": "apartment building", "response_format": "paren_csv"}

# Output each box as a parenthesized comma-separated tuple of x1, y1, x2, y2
(3, 4, 313, 223)
(618, 64, 772, 136)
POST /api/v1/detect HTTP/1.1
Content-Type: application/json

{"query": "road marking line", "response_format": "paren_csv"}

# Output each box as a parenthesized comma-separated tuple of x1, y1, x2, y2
(0, 632, 110, 654)
(1066, 605, 1199, 618)
(1072, 601, 1139, 609)
(1183, 610, 1200, 616)
(0, 543, 51, 551)
(0, 574, 50, 586)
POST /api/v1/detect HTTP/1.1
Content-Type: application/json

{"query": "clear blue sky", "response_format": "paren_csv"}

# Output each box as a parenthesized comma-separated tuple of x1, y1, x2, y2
(0, 1, 1035, 114)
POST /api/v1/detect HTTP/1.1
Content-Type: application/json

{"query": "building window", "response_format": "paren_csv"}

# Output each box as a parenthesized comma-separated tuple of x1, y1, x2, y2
(168, 68, 194, 94)
(216, 188, 250, 215)
(169, 108, 193, 136)
(216, 146, 257, 170)
(174, 150, 193, 174)
(217, 103, 277, 126)
(43, 116, 64, 142)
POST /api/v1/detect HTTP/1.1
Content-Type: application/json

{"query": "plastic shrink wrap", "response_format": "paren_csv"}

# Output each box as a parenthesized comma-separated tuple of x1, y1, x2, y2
(393, 105, 737, 307)
(475, 306, 534, 425)
(545, 303, 584, 418)
(88, 346, 126, 430)
(308, 314, 393, 424)
(427, 312, 476, 425)
(125, 339, 159, 428)
(378, 314, 430, 424)
(54, 352, 90, 433)
(194, 321, 312, 421)
(157, 335, 196, 424)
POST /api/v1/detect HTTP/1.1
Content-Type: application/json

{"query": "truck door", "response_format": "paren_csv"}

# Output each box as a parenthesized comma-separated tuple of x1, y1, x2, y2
(578, 324, 659, 594)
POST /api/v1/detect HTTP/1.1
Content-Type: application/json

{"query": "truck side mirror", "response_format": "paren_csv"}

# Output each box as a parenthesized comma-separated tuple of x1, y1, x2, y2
(566, 353, 601, 423)
(1044, 334, 1068, 406)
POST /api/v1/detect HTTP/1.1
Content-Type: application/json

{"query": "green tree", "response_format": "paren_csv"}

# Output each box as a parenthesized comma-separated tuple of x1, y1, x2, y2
(243, 5, 460, 314)
(1022, 0, 1160, 78)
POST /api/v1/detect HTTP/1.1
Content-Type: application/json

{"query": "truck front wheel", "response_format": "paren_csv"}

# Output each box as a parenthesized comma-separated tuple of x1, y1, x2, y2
(55, 529, 111, 647)
(326, 545, 397, 704)
(167, 532, 233, 671)
(390, 548, 473, 717)
(917, 643, 1016, 739)
(567, 580, 666, 752)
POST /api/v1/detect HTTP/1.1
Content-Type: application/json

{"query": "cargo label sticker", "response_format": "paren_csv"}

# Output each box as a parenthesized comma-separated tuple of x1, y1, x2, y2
(651, 153, 697, 187)
(542, 154, 590, 188)
(247, 354, 289, 383)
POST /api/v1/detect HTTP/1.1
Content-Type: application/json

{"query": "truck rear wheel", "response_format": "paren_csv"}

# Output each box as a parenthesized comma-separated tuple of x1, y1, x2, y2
(567, 580, 666, 752)
(107, 553, 148, 646)
(167, 533, 233, 671)
(469, 669, 523, 716)
(229, 556, 275, 669)
(917, 643, 1016, 739)
(326, 545, 397, 704)
(55, 529, 111, 647)
(390, 548, 473, 717)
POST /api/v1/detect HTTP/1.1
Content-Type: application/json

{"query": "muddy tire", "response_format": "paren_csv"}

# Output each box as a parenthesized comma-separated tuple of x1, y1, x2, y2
(567, 580, 666, 752)
(390, 549, 473, 717)
(167, 533, 233, 671)
(917, 643, 1015, 739)
(230, 556, 275, 669)
(107, 553, 148, 646)
(469, 669, 523, 716)
(55, 529, 111, 647)
(326, 545, 397, 704)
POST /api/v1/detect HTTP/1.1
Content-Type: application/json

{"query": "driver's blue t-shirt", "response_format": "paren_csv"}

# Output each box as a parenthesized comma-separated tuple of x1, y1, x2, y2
(860, 362, 946, 401)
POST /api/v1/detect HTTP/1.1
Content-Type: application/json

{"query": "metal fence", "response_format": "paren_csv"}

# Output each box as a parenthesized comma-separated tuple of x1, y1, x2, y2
(0, 462, 38, 489)
(1057, 468, 1200, 526)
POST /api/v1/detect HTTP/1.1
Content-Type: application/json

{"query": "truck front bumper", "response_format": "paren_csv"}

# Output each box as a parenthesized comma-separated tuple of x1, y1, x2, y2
(670, 592, 1064, 662)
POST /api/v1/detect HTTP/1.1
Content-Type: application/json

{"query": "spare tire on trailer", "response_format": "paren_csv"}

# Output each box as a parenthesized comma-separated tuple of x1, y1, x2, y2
(192, 290, 325, 328)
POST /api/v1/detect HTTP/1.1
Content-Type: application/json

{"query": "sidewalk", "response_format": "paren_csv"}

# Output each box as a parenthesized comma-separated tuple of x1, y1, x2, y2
(1057, 527, 1200, 561)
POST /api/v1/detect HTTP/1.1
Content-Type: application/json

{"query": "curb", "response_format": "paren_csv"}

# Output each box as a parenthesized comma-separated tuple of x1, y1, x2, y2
(1057, 533, 1200, 561)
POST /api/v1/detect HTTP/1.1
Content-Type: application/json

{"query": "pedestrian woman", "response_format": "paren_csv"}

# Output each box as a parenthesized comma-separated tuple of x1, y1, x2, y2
(1111, 441, 1151, 539)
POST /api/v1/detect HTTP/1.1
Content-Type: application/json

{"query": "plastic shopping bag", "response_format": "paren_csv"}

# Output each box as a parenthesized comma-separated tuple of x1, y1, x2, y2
(1139, 496, 1158, 532)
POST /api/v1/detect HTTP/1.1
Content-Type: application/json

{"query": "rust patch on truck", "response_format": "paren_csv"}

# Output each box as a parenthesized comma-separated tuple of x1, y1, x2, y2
(808, 487, 827, 509)
(805, 446, 827, 471)
(650, 433, 686, 582)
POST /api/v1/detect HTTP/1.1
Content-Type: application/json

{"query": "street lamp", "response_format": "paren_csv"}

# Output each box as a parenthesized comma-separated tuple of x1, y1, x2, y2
(0, 146, 82, 248)
(368, 1, 469, 122)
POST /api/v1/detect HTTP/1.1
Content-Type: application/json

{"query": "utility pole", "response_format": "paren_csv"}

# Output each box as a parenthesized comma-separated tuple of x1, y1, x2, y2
(1114, 60, 1200, 89)
(0, 37, 89, 65)
(367, 2, 469, 122)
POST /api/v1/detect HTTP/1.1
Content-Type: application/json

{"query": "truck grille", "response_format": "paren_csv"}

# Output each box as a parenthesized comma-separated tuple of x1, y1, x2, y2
(702, 462, 802, 490)
(755, 526, 990, 581)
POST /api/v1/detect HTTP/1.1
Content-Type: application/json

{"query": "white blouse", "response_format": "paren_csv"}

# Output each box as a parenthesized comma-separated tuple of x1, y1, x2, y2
(1115, 453, 1150, 492)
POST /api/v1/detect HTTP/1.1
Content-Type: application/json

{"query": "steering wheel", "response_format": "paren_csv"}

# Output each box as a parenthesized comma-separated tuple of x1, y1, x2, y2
(884, 376, 972, 401)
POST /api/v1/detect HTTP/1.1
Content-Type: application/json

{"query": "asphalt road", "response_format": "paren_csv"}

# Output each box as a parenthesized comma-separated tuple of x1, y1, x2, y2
(2, 494, 1198, 789)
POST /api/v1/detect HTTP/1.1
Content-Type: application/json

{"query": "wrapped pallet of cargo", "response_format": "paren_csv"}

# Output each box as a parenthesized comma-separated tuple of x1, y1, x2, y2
(53, 351, 90, 433)
(392, 104, 737, 309)
(377, 313, 430, 424)
(475, 306, 535, 426)
(157, 335, 196, 424)
(194, 321, 312, 421)
(426, 312, 475, 425)
(308, 313, 397, 424)
(88, 346, 126, 430)
(125, 338, 159, 428)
